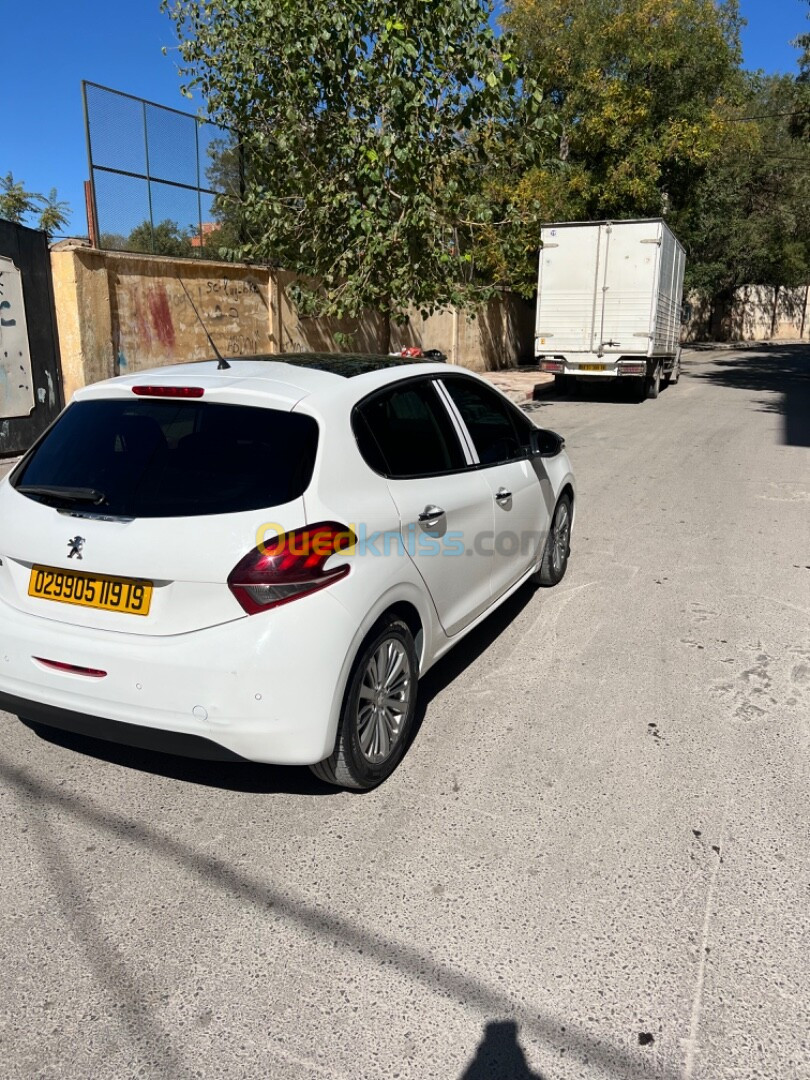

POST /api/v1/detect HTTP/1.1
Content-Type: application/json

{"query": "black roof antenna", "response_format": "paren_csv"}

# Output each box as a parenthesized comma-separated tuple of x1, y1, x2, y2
(177, 276, 231, 370)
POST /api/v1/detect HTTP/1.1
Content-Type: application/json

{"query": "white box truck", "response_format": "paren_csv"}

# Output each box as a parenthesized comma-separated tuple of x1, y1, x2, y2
(535, 219, 686, 400)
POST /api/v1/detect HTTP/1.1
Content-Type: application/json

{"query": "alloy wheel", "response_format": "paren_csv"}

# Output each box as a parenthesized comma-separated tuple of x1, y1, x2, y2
(356, 639, 413, 764)
(551, 503, 570, 575)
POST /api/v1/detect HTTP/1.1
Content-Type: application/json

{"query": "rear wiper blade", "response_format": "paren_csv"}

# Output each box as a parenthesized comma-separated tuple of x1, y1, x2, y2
(17, 485, 108, 506)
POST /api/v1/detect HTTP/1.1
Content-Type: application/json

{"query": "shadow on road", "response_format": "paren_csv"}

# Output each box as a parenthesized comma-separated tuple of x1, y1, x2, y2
(17, 583, 537, 794)
(460, 1020, 547, 1079)
(412, 584, 535, 742)
(691, 344, 810, 447)
(531, 377, 676, 406)
(21, 719, 332, 795)
(0, 752, 680, 1080)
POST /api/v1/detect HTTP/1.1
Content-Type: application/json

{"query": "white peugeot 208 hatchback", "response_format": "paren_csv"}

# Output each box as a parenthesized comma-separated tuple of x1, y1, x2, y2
(0, 354, 575, 789)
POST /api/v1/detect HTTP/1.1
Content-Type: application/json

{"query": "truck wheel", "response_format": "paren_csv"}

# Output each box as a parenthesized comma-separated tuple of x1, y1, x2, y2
(638, 362, 661, 402)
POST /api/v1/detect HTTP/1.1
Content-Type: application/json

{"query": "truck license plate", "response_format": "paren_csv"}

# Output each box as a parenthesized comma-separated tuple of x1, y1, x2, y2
(580, 364, 606, 371)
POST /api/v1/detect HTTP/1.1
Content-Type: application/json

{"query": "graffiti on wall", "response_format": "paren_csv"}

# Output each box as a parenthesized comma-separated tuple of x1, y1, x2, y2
(112, 269, 268, 372)
(0, 257, 35, 420)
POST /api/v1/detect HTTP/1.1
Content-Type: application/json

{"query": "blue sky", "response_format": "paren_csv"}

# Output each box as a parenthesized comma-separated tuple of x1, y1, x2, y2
(3, 0, 808, 235)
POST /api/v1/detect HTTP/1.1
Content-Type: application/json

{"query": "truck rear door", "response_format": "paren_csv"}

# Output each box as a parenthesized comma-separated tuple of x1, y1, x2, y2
(598, 221, 661, 356)
(536, 224, 603, 353)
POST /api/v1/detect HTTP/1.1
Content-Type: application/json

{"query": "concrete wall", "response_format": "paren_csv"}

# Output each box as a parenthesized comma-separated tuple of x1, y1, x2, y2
(682, 285, 810, 343)
(51, 247, 115, 403)
(110, 256, 271, 375)
(728, 285, 810, 341)
(51, 245, 274, 401)
(50, 244, 533, 397)
(276, 276, 535, 370)
(51, 245, 810, 390)
(392, 294, 536, 372)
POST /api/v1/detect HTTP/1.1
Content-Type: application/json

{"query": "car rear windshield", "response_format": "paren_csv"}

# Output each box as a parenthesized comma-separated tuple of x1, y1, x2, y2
(13, 398, 318, 518)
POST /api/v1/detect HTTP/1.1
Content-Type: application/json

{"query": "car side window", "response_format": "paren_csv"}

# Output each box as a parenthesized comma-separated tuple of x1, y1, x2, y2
(441, 377, 530, 466)
(355, 381, 466, 478)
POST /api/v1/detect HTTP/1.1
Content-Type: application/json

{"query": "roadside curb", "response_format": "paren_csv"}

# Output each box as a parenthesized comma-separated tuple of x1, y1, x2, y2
(683, 340, 806, 352)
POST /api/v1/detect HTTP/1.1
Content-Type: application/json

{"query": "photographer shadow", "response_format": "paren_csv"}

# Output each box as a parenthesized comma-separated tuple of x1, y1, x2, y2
(461, 1021, 546, 1079)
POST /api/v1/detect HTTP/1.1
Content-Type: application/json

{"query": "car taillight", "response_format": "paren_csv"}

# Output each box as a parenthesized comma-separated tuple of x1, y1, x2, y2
(228, 522, 356, 614)
(132, 386, 205, 398)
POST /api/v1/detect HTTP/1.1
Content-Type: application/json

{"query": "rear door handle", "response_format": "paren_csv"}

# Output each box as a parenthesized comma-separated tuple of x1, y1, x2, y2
(495, 488, 512, 503)
(418, 505, 445, 526)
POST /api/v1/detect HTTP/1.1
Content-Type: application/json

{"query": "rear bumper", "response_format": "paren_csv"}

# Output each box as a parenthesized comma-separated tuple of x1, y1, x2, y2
(1, 692, 246, 760)
(537, 357, 650, 378)
(0, 590, 359, 765)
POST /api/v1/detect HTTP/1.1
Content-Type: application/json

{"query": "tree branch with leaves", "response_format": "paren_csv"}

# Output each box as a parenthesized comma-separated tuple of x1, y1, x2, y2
(162, 0, 555, 348)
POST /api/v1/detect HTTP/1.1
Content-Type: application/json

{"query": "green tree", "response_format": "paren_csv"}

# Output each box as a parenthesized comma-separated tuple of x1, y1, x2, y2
(126, 219, 194, 257)
(0, 172, 41, 225)
(502, 0, 747, 220)
(162, 0, 552, 348)
(99, 232, 129, 250)
(791, 0, 810, 137)
(200, 134, 245, 256)
(0, 173, 72, 234)
(38, 189, 71, 235)
(673, 74, 810, 301)
(797, 0, 810, 78)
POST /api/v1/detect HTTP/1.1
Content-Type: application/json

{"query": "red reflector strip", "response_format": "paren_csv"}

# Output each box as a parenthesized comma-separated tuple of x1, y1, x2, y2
(34, 657, 107, 678)
(132, 386, 205, 398)
(540, 361, 564, 373)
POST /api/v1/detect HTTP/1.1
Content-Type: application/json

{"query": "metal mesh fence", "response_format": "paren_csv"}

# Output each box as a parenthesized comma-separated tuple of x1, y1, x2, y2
(83, 81, 242, 260)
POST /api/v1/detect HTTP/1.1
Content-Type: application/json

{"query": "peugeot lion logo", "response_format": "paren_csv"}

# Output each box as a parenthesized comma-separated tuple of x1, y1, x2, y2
(67, 536, 85, 560)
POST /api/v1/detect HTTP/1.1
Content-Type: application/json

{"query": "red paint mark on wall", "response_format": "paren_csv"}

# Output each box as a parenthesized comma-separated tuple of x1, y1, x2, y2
(133, 294, 152, 347)
(148, 285, 175, 349)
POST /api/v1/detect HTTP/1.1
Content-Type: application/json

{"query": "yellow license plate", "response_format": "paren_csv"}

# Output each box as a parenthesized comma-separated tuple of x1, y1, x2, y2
(28, 565, 152, 616)
(580, 364, 606, 371)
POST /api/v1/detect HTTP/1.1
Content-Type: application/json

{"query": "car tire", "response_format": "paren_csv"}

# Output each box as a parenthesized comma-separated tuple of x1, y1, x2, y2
(310, 615, 419, 790)
(533, 494, 572, 587)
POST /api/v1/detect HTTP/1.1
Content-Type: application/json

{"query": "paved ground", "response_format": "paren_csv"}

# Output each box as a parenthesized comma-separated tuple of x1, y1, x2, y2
(1, 345, 809, 1079)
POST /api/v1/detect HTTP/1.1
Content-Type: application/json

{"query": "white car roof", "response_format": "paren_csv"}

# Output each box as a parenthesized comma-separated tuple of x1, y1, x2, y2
(73, 355, 468, 411)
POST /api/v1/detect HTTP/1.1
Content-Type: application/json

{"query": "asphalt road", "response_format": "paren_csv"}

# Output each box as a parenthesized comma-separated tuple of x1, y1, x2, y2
(1, 345, 809, 1079)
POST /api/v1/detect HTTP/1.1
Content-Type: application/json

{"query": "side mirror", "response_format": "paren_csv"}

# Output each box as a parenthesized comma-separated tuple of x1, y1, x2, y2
(531, 428, 565, 458)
